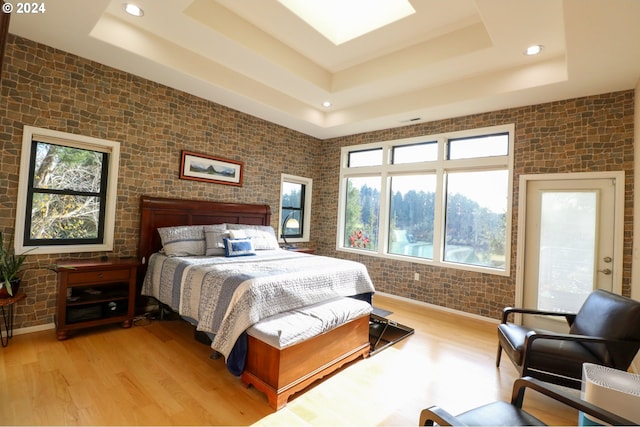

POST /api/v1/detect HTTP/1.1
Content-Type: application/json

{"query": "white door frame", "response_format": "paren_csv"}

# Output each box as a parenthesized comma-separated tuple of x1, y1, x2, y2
(515, 171, 625, 309)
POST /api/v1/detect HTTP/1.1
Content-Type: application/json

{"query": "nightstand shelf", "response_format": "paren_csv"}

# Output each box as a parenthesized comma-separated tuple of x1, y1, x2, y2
(55, 258, 138, 340)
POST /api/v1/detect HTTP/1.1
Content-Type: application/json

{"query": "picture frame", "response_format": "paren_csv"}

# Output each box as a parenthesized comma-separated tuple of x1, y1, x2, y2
(179, 150, 244, 186)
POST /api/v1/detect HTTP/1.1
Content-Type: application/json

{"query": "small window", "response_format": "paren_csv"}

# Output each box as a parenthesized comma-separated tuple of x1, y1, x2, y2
(25, 141, 108, 245)
(447, 133, 509, 160)
(348, 148, 383, 167)
(279, 174, 312, 244)
(392, 142, 437, 164)
(281, 181, 305, 238)
(15, 126, 120, 255)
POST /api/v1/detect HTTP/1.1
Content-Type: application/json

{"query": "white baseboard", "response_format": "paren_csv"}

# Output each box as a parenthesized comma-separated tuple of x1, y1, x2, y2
(375, 291, 499, 324)
(1, 322, 55, 338)
(375, 292, 640, 374)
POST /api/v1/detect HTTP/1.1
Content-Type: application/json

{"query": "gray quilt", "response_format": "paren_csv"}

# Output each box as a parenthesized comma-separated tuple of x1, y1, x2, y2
(141, 250, 375, 359)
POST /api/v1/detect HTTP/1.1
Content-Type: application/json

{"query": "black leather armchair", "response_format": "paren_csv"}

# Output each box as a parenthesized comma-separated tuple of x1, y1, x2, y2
(496, 289, 640, 388)
(419, 376, 634, 426)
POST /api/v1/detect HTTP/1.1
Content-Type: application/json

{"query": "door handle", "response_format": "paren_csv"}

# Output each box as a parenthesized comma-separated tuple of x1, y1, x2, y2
(598, 268, 612, 275)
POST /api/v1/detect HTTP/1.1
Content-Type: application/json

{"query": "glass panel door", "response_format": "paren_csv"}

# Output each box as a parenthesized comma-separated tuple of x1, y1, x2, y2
(537, 191, 597, 313)
(523, 178, 617, 331)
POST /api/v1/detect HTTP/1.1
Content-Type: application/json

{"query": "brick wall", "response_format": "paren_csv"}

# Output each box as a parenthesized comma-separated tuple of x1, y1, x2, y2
(316, 92, 635, 318)
(0, 33, 635, 329)
(0, 35, 320, 330)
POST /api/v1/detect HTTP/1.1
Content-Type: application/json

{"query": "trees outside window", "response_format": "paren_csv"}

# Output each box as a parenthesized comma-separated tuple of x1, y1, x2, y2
(15, 126, 119, 255)
(338, 125, 513, 275)
(26, 142, 108, 244)
(344, 177, 380, 251)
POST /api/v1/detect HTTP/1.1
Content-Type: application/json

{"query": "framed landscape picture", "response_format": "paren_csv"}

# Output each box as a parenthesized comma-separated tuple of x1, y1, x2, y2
(179, 150, 244, 186)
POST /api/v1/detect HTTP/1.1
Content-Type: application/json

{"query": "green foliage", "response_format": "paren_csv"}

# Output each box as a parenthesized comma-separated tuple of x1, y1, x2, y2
(0, 232, 31, 296)
(29, 142, 103, 240)
(390, 189, 434, 243)
(344, 181, 506, 266)
(344, 180, 363, 244)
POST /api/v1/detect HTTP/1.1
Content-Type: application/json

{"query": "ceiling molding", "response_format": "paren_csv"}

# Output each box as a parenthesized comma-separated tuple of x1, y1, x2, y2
(7, 0, 640, 139)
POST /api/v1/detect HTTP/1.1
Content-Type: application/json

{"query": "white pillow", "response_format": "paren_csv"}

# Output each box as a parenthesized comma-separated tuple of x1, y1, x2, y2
(226, 224, 280, 250)
(204, 224, 230, 256)
(228, 229, 247, 239)
(157, 225, 206, 256)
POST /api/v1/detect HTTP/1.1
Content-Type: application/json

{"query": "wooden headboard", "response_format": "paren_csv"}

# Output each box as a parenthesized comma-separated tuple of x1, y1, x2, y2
(138, 195, 271, 279)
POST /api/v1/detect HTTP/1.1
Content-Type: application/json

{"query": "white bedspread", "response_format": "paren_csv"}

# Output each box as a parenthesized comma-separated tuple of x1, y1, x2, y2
(141, 250, 375, 359)
(247, 296, 372, 349)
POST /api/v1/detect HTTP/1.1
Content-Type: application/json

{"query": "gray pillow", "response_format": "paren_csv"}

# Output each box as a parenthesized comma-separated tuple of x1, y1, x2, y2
(204, 224, 229, 256)
(157, 225, 206, 256)
(226, 224, 280, 250)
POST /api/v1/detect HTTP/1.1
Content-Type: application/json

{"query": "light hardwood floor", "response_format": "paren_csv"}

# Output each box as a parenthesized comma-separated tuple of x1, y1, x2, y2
(0, 294, 578, 426)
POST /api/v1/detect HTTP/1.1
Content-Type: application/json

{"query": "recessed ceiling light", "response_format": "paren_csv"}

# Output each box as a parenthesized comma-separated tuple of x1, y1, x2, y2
(123, 3, 144, 17)
(322, 101, 332, 108)
(278, 0, 415, 45)
(524, 45, 543, 56)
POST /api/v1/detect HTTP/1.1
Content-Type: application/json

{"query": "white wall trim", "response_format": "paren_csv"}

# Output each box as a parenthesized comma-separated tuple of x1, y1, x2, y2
(15, 125, 120, 255)
(633, 80, 640, 302)
(375, 291, 499, 324)
(631, 79, 640, 373)
(515, 171, 626, 311)
(1, 322, 54, 339)
(278, 173, 313, 244)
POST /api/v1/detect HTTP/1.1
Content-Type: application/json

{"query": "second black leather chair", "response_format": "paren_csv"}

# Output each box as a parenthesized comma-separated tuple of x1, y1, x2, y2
(419, 376, 634, 426)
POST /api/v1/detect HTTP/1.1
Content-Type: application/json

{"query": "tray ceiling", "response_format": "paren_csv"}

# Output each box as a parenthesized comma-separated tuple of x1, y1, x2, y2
(8, 0, 640, 139)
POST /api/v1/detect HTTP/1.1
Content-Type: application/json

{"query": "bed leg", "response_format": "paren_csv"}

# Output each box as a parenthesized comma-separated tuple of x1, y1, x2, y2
(159, 303, 171, 320)
(272, 394, 288, 410)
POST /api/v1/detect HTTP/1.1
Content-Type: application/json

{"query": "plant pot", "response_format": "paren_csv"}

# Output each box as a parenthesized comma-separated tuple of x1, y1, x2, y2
(0, 279, 20, 298)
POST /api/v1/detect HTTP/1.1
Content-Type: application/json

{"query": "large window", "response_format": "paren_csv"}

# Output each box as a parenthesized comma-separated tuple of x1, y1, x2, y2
(337, 125, 513, 275)
(279, 174, 312, 245)
(15, 126, 120, 255)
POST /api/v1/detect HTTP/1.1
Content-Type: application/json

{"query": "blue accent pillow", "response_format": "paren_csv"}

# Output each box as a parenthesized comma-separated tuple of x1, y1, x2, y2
(223, 237, 256, 257)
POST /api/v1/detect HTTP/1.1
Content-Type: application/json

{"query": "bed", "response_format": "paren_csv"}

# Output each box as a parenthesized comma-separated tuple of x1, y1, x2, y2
(137, 196, 375, 408)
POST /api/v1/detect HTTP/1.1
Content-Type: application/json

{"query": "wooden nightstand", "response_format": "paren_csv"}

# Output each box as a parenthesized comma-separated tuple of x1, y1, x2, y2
(286, 247, 316, 254)
(55, 258, 138, 340)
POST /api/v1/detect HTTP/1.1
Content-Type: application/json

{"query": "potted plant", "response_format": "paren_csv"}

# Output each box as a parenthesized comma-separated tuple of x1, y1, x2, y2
(0, 231, 30, 298)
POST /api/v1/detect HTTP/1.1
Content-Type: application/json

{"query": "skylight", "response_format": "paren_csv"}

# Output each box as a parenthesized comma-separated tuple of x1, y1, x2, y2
(277, 0, 416, 45)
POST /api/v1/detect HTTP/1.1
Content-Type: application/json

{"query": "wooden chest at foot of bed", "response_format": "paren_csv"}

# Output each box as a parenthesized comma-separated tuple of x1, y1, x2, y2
(240, 301, 371, 410)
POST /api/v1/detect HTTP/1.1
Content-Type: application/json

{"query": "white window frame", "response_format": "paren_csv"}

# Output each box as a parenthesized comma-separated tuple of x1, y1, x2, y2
(278, 173, 312, 244)
(14, 125, 120, 255)
(337, 124, 514, 276)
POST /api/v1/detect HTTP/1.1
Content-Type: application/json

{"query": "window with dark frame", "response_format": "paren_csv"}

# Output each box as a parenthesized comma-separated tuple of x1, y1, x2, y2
(281, 181, 305, 239)
(347, 147, 383, 167)
(23, 140, 110, 247)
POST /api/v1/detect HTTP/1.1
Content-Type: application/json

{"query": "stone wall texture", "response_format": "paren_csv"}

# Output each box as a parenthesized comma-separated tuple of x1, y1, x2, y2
(0, 34, 635, 330)
(0, 35, 320, 329)
(316, 92, 635, 319)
